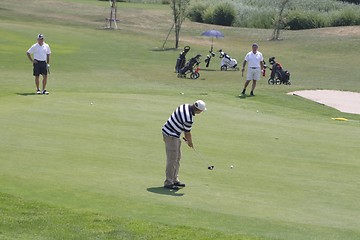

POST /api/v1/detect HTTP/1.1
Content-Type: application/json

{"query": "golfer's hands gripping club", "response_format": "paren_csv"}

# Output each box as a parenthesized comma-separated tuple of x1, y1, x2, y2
(182, 137, 193, 148)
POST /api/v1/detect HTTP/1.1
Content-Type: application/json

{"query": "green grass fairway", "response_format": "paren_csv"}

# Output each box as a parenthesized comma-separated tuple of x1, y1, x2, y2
(1, 1, 360, 239)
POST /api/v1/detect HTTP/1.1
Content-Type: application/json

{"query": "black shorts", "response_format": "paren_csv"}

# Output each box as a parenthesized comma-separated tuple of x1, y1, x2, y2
(33, 61, 48, 76)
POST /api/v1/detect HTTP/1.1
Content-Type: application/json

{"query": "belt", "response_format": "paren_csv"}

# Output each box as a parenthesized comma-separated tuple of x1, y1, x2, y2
(250, 67, 259, 69)
(35, 60, 46, 62)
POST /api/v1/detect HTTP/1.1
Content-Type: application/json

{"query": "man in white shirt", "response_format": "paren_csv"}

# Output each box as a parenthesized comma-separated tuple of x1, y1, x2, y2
(241, 43, 264, 97)
(26, 34, 51, 95)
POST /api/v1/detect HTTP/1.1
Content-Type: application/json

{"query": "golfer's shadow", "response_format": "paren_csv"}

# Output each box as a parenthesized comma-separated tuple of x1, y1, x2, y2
(16, 93, 37, 96)
(147, 187, 184, 197)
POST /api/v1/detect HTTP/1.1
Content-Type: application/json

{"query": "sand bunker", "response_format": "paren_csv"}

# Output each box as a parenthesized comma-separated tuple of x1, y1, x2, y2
(288, 90, 360, 115)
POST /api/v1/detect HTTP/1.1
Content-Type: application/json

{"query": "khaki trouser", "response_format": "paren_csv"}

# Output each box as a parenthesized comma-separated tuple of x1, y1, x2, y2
(163, 134, 181, 186)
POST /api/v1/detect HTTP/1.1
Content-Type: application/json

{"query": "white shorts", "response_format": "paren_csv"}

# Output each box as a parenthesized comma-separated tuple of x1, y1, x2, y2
(246, 68, 261, 81)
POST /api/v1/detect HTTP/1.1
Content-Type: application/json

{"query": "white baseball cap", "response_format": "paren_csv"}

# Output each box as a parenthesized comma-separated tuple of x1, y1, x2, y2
(37, 34, 44, 39)
(194, 100, 206, 111)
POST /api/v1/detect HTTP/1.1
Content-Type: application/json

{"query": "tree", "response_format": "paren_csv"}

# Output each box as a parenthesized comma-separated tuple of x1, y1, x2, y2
(270, 0, 290, 41)
(170, 0, 190, 49)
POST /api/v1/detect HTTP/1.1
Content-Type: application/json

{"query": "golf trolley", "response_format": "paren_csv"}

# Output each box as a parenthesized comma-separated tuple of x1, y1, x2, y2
(218, 49, 239, 71)
(175, 46, 191, 73)
(177, 54, 201, 80)
(267, 57, 291, 85)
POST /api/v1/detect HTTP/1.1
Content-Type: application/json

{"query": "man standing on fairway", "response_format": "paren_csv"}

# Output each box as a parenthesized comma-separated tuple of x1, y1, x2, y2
(241, 43, 264, 97)
(26, 34, 51, 95)
(162, 100, 206, 189)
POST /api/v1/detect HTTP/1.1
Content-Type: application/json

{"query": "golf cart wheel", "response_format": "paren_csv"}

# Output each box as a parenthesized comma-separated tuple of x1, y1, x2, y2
(177, 73, 182, 78)
(276, 79, 281, 85)
(286, 81, 291, 85)
(190, 73, 197, 79)
(221, 65, 227, 71)
(268, 78, 275, 85)
(195, 72, 200, 79)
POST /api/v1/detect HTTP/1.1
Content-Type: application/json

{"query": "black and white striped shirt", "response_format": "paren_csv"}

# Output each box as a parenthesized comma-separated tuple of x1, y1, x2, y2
(162, 104, 194, 138)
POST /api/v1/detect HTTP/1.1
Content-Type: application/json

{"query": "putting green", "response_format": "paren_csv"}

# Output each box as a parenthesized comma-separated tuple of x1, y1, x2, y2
(1, 1, 360, 239)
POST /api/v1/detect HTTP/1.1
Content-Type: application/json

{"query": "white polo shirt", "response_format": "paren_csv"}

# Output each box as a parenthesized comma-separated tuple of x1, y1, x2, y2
(244, 51, 263, 68)
(27, 42, 51, 61)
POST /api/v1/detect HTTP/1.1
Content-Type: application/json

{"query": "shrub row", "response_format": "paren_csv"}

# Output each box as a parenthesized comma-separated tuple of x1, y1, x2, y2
(187, 2, 360, 29)
(287, 7, 360, 29)
(187, 3, 236, 26)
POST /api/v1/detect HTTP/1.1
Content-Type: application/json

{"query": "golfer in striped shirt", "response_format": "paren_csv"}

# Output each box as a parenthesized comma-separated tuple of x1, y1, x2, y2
(162, 100, 206, 189)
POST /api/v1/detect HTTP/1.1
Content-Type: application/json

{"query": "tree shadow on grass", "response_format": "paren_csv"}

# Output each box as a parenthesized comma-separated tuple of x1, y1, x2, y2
(147, 186, 184, 197)
(16, 93, 37, 96)
(150, 47, 178, 52)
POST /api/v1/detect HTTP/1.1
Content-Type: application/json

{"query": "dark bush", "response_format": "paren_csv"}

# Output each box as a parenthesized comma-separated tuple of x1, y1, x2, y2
(187, 4, 208, 23)
(330, 8, 360, 26)
(337, 0, 359, 4)
(203, 7, 214, 25)
(287, 11, 326, 30)
(212, 3, 236, 26)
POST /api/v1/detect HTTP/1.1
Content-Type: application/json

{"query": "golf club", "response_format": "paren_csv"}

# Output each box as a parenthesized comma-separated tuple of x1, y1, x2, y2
(183, 137, 214, 170)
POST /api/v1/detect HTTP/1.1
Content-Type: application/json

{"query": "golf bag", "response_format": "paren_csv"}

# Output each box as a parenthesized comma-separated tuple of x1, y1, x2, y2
(204, 50, 216, 68)
(267, 57, 291, 85)
(175, 46, 191, 73)
(177, 54, 201, 79)
(218, 49, 239, 71)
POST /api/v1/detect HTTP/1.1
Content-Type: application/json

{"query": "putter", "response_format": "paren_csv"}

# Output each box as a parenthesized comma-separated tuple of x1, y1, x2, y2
(183, 137, 214, 170)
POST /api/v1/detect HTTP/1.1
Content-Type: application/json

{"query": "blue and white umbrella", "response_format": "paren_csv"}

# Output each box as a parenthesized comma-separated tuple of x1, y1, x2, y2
(201, 30, 224, 67)
(201, 30, 224, 38)
(201, 30, 224, 50)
